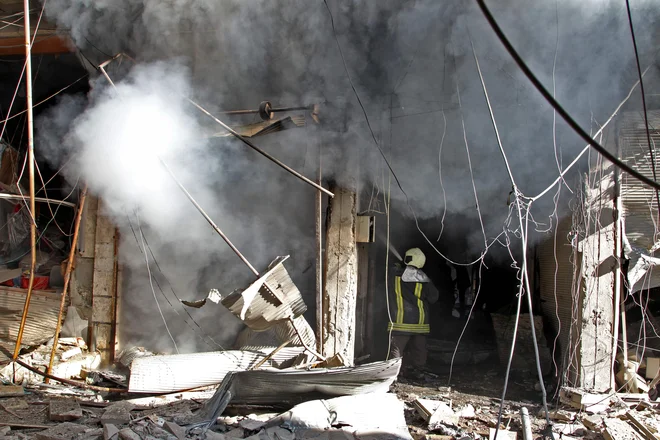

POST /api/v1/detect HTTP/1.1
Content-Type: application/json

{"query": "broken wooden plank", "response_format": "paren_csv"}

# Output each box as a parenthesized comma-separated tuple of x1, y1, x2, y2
(0, 422, 50, 429)
(626, 412, 660, 440)
(413, 399, 442, 422)
(603, 417, 644, 440)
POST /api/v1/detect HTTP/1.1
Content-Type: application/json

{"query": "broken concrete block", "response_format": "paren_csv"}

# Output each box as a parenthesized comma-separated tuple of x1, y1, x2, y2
(101, 402, 135, 425)
(582, 415, 603, 432)
(264, 427, 294, 440)
(49, 399, 83, 421)
(104, 424, 120, 440)
(0, 385, 24, 397)
(540, 409, 575, 422)
(81, 428, 104, 440)
(458, 404, 475, 418)
(488, 429, 517, 440)
(36, 422, 87, 440)
(205, 432, 229, 440)
(118, 428, 141, 440)
(164, 421, 186, 440)
(428, 402, 459, 430)
(239, 418, 266, 431)
(227, 428, 245, 438)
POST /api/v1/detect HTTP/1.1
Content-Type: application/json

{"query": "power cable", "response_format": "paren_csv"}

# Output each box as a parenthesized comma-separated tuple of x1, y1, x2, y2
(322, 0, 490, 266)
(475, 0, 660, 192)
(124, 215, 226, 351)
(469, 34, 554, 437)
(135, 209, 179, 354)
(624, 0, 660, 217)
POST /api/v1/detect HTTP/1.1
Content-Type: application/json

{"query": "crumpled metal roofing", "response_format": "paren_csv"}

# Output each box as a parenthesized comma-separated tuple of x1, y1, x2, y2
(128, 347, 305, 393)
(230, 358, 402, 405)
(221, 256, 307, 331)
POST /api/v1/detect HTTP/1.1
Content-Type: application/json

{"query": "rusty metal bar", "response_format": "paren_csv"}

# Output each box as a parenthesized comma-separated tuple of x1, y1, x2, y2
(14, 358, 127, 393)
(45, 186, 87, 381)
(12, 0, 37, 361)
(187, 99, 334, 198)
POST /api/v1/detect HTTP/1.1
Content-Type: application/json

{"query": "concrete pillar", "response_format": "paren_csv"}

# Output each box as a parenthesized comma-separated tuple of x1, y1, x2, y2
(90, 200, 118, 365)
(578, 167, 616, 391)
(322, 185, 358, 365)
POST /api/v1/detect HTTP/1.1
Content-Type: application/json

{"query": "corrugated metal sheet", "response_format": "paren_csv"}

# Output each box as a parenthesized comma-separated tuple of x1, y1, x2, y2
(619, 111, 660, 292)
(128, 347, 306, 393)
(222, 256, 307, 331)
(537, 216, 576, 376)
(230, 358, 401, 405)
(0, 287, 63, 364)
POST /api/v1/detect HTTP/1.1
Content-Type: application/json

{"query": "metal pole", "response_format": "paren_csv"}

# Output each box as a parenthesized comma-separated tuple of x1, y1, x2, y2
(520, 407, 533, 440)
(45, 186, 88, 380)
(315, 141, 324, 353)
(158, 157, 259, 277)
(187, 99, 334, 198)
(13, 0, 37, 361)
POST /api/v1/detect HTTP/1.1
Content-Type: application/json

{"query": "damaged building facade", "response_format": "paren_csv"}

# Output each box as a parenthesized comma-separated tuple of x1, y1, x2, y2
(1, 0, 660, 439)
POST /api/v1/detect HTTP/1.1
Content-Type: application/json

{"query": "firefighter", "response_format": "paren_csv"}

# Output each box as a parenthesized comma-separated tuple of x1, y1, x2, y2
(388, 247, 439, 375)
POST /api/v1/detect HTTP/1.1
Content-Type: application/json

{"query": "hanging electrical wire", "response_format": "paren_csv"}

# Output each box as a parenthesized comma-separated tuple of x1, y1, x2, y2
(135, 209, 179, 354)
(475, 0, 660, 192)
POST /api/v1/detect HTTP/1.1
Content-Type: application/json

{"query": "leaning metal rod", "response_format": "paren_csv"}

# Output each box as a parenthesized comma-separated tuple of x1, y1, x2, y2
(13, 0, 37, 361)
(158, 158, 259, 277)
(45, 185, 87, 382)
(187, 99, 334, 198)
(98, 64, 260, 277)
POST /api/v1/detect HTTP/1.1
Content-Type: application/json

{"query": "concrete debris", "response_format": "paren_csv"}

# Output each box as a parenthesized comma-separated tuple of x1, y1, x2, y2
(0, 385, 24, 397)
(118, 428, 141, 440)
(488, 429, 517, 440)
(428, 402, 460, 431)
(35, 422, 87, 440)
(49, 399, 83, 421)
(603, 417, 643, 440)
(103, 424, 120, 440)
(458, 404, 476, 419)
(101, 402, 135, 425)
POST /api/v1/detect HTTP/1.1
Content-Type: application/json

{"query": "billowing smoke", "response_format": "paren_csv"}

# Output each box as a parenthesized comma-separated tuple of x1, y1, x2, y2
(36, 0, 660, 352)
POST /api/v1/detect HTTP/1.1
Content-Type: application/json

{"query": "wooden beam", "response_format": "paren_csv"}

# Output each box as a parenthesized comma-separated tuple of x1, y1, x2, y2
(322, 185, 358, 366)
(0, 35, 73, 56)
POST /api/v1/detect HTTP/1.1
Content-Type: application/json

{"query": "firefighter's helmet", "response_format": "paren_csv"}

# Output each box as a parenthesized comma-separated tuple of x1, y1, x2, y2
(404, 248, 426, 269)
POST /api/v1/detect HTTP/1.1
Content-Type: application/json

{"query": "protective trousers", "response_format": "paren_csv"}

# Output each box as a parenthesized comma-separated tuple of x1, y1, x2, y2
(390, 334, 427, 367)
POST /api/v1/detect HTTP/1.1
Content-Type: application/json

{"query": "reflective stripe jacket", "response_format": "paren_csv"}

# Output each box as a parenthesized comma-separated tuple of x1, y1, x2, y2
(387, 265, 439, 334)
